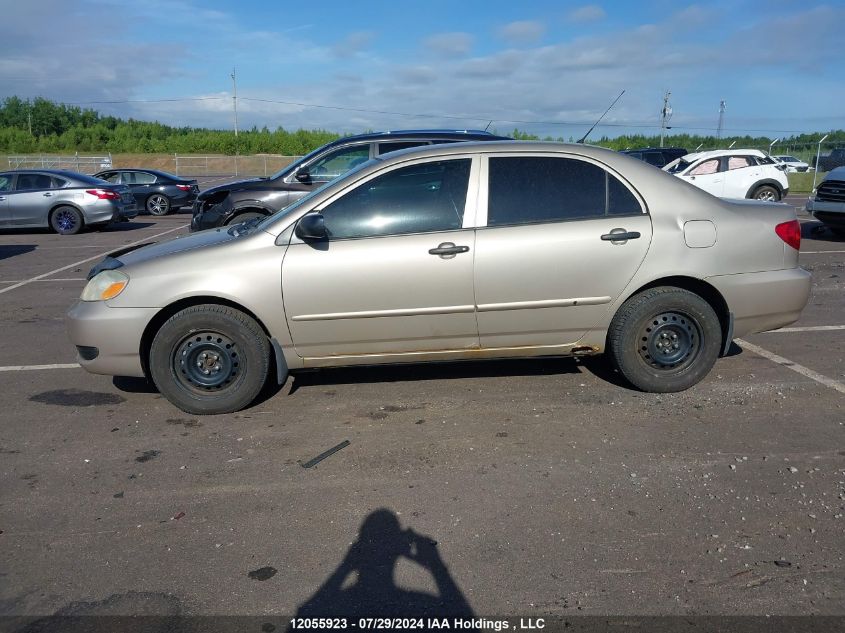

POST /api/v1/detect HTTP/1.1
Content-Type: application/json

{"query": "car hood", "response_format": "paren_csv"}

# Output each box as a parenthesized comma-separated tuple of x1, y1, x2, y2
(115, 227, 236, 267)
(198, 177, 272, 199)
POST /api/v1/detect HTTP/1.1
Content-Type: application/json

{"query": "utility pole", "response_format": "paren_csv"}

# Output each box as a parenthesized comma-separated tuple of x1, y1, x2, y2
(231, 68, 239, 138)
(717, 100, 726, 139)
(659, 91, 672, 148)
(27, 110, 32, 136)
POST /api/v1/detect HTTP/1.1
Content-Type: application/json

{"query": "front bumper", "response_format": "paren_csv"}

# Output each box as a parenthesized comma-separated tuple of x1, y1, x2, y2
(706, 267, 812, 338)
(66, 300, 158, 377)
(806, 198, 845, 227)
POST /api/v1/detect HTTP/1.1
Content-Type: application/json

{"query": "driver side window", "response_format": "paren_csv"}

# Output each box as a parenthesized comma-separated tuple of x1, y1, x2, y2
(689, 159, 720, 176)
(319, 159, 471, 240)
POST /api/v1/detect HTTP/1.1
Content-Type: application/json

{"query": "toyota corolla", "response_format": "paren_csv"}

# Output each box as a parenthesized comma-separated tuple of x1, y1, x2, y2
(67, 142, 811, 415)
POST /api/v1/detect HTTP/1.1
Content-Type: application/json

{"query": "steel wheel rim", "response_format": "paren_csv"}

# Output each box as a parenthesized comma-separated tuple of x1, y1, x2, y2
(173, 331, 240, 392)
(148, 195, 168, 214)
(638, 311, 701, 371)
(55, 209, 77, 232)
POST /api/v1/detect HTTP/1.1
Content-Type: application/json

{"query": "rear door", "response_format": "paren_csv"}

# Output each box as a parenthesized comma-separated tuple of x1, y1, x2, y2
(123, 170, 157, 205)
(473, 153, 652, 348)
(282, 156, 479, 359)
(722, 155, 759, 199)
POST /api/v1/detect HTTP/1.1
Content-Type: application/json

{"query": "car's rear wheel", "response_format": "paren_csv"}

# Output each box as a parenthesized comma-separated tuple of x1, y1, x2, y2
(146, 194, 171, 216)
(752, 185, 780, 201)
(607, 287, 722, 393)
(149, 305, 271, 415)
(50, 206, 84, 235)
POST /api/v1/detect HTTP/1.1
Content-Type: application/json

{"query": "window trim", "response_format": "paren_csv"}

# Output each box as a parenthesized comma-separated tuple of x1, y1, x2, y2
(288, 154, 481, 244)
(476, 152, 648, 229)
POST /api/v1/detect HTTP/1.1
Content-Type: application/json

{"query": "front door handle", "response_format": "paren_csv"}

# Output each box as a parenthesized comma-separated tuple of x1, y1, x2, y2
(43, 192, 53, 197)
(429, 242, 470, 258)
(601, 230, 641, 242)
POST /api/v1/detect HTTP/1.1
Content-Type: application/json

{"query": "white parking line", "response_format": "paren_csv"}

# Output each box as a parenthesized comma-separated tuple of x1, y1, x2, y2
(736, 338, 845, 395)
(800, 250, 845, 254)
(767, 325, 845, 333)
(0, 224, 188, 296)
(0, 363, 79, 372)
(0, 278, 86, 284)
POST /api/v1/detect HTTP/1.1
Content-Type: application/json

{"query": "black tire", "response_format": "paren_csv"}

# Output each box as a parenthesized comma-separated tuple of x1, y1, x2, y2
(149, 304, 271, 415)
(50, 206, 84, 235)
(751, 185, 780, 201)
(226, 211, 265, 225)
(146, 194, 171, 216)
(607, 287, 722, 393)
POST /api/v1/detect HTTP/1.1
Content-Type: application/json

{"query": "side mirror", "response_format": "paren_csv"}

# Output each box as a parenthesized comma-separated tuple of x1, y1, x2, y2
(295, 213, 327, 240)
(294, 168, 311, 183)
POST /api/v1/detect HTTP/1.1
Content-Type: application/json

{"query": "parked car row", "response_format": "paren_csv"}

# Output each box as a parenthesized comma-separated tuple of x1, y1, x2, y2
(68, 140, 811, 415)
(0, 167, 198, 234)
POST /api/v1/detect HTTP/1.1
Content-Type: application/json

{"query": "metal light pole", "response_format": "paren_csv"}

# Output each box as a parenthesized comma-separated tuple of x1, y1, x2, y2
(717, 100, 726, 139)
(768, 138, 780, 156)
(813, 134, 829, 190)
(659, 91, 672, 148)
(728, 140, 736, 149)
(231, 68, 239, 176)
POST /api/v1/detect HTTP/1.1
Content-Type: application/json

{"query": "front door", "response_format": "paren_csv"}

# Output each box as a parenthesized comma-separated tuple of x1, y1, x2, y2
(680, 157, 724, 197)
(282, 157, 479, 359)
(474, 154, 653, 348)
(8, 172, 56, 225)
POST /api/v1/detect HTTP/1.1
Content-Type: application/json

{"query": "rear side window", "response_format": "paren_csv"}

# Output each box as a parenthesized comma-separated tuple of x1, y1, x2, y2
(487, 156, 642, 226)
(127, 171, 156, 184)
(51, 177, 68, 188)
(15, 173, 53, 190)
(727, 156, 753, 170)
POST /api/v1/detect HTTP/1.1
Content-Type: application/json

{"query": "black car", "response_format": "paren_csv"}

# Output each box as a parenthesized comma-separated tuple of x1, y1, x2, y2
(620, 147, 688, 168)
(93, 168, 199, 216)
(190, 129, 511, 231)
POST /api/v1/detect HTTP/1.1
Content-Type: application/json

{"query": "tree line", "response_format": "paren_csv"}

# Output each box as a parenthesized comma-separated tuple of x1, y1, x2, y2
(1, 96, 842, 156)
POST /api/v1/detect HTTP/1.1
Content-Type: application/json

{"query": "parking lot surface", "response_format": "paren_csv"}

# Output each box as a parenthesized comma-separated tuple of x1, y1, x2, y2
(1, 200, 843, 620)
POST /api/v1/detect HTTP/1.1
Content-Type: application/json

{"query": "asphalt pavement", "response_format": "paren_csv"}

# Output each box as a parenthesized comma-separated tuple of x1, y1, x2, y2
(0, 202, 843, 623)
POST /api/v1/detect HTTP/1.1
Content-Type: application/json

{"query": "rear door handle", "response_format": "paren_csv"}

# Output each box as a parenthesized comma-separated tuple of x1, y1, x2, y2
(429, 242, 470, 257)
(601, 231, 641, 242)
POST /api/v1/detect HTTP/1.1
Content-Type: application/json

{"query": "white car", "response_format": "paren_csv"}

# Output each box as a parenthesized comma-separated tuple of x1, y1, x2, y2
(664, 149, 789, 201)
(774, 155, 811, 173)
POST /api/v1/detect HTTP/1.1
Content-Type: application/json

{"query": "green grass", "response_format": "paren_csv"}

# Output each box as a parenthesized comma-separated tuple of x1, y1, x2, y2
(787, 171, 824, 194)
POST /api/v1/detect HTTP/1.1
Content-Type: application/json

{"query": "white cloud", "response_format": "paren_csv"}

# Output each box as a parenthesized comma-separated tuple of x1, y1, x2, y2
(568, 5, 607, 23)
(497, 20, 546, 45)
(422, 32, 474, 57)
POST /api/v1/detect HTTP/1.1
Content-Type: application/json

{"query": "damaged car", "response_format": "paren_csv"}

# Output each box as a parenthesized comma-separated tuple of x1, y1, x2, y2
(190, 129, 510, 231)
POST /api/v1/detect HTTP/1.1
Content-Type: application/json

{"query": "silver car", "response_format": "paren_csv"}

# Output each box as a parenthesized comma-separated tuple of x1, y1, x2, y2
(67, 142, 811, 415)
(0, 169, 137, 234)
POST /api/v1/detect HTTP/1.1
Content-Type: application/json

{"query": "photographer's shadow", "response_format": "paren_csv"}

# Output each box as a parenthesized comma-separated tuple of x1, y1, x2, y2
(294, 509, 475, 619)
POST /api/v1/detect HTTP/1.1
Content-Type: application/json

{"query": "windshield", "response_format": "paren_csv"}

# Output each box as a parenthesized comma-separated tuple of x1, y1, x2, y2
(255, 157, 383, 232)
(267, 142, 342, 180)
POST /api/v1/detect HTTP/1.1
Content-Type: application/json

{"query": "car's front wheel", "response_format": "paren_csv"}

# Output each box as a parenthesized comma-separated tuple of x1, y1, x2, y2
(607, 287, 722, 393)
(149, 305, 271, 415)
(751, 185, 780, 201)
(146, 194, 171, 215)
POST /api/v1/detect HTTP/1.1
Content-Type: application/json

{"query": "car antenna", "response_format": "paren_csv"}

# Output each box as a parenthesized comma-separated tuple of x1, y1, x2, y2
(577, 90, 625, 144)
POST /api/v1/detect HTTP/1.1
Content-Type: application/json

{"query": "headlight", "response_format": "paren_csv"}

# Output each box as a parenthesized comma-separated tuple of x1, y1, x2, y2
(81, 270, 130, 302)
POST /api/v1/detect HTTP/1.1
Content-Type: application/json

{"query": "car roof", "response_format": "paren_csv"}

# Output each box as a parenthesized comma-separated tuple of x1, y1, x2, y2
(321, 129, 510, 148)
(101, 168, 178, 178)
(621, 147, 686, 153)
(681, 148, 767, 162)
(1, 168, 87, 176)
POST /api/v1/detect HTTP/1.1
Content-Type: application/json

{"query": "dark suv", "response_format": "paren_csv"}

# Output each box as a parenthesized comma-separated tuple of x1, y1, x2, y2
(190, 130, 510, 231)
(620, 147, 688, 168)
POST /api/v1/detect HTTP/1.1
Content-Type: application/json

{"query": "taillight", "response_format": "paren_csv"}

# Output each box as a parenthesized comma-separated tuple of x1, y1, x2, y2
(176, 184, 191, 191)
(775, 219, 801, 251)
(86, 188, 121, 200)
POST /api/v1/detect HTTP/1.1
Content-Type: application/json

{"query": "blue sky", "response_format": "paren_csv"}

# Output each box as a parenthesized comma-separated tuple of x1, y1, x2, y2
(1, 0, 842, 139)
